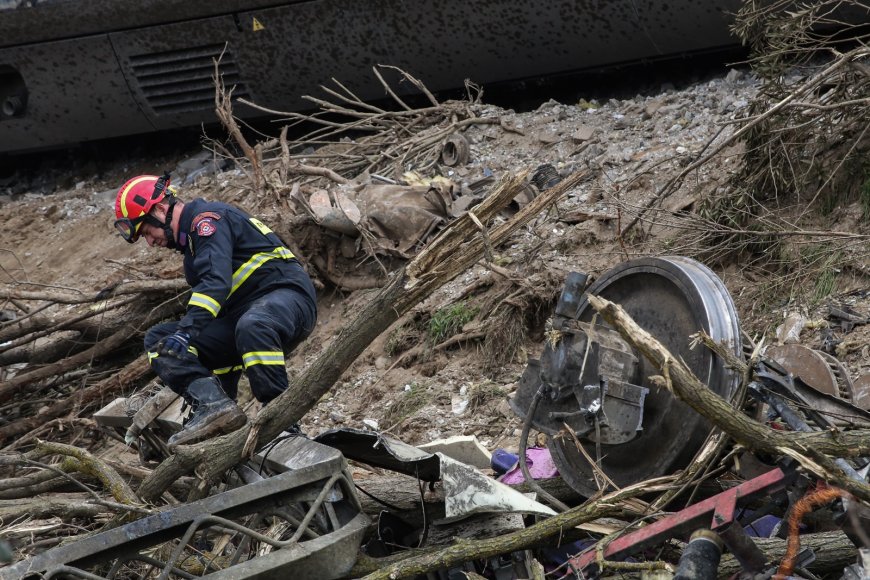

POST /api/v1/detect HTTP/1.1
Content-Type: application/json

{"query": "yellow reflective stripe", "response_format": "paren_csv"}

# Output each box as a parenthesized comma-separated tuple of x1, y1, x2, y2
(149, 346, 196, 361)
(188, 292, 221, 317)
(214, 364, 244, 375)
(229, 247, 295, 296)
(118, 176, 154, 218)
(243, 351, 285, 368)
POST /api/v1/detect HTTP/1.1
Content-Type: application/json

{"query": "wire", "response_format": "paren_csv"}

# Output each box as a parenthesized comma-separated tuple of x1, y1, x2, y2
(519, 385, 570, 512)
(353, 483, 406, 512)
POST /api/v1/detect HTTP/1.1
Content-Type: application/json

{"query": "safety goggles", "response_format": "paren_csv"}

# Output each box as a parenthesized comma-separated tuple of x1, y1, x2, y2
(114, 214, 149, 243)
(114, 172, 171, 243)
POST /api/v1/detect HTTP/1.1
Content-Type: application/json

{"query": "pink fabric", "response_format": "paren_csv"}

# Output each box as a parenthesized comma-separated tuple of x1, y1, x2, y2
(498, 447, 559, 484)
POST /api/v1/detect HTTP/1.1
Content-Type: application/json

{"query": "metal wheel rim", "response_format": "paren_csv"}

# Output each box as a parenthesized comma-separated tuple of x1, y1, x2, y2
(549, 256, 742, 497)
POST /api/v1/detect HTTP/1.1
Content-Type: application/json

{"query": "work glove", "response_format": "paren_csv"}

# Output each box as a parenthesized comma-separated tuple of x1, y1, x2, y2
(157, 330, 191, 358)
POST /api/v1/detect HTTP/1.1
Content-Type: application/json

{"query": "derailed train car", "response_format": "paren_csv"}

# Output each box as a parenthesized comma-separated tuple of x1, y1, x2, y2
(0, 0, 743, 153)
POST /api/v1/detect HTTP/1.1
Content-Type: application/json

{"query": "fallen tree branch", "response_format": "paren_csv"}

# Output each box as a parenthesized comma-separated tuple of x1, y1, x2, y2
(0, 496, 106, 522)
(0, 279, 187, 304)
(717, 530, 856, 579)
(213, 50, 263, 194)
(0, 296, 137, 354)
(621, 51, 859, 236)
(32, 441, 139, 506)
(0, 323, 139, 403)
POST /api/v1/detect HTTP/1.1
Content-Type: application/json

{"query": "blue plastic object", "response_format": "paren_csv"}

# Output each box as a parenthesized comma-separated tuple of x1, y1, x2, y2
(491, 449, 518, 474)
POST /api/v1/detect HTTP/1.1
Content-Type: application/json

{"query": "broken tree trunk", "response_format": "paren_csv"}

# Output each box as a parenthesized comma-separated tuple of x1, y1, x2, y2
(0, 278, 187, 304)
(717, 531, 857, 579)
(137, 170, 591, 502)
(0, 496, 106, 522)
(587, 294, 870, 504)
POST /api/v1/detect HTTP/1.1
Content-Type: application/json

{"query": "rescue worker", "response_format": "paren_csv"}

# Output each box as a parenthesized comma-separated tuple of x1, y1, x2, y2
(113, 172, 317, 448)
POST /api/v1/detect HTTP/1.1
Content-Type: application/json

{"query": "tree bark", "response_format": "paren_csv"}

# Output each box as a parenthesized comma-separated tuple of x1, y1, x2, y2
(0, 296, 137, 348)
(0, 278, 187, 304)
(586, 294, 870, 504)
(34, 441, 139, 506)
(0, 324, 139, 403)
(0, 496, 105, 521)
(717, 531, 857, 579)
(137, 170, 591, 502)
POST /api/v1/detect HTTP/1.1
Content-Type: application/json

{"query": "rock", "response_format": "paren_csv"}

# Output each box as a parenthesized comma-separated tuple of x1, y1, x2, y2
(725, 68, 745, 86)
(451, 396, 469, 416)
(571, 125, 596, 142)
(535, 98, 561, 112)
(174, 150, 212, 177)
(644, 99, 665, 118)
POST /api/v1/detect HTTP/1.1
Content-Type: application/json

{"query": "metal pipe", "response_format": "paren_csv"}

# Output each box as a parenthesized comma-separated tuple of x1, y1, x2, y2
(674, 529, 723, 580)
(717, 522, 768, 575)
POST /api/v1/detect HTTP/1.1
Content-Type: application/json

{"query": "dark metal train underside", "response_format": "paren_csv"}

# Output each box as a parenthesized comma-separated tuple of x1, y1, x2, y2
(0, 0, 744, 153)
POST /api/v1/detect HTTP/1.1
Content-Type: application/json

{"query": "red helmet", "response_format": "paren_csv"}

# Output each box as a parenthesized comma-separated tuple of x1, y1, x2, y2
(114, 173, 172, 242)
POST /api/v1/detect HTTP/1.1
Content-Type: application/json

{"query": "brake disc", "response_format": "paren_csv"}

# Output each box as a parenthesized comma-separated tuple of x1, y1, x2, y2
(546, 256, 742, 497)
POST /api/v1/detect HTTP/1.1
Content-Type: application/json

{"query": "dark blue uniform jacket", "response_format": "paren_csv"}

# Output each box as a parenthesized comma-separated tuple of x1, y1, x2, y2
(174, 198, 316, 337)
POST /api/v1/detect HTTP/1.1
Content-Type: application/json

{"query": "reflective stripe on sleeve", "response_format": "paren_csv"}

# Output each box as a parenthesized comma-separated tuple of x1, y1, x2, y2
(242, 351, 285, 368)
(229, 247, 295, 296)
(214, 364, 244, 375)
(188, 292, 221, 317)
(147, 351, 158, 364)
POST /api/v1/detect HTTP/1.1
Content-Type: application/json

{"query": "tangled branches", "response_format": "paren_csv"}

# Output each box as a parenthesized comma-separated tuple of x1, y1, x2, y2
(234, 66, 500, 190)
(701, 1, 870, 248)
(633, 1, 870, 311)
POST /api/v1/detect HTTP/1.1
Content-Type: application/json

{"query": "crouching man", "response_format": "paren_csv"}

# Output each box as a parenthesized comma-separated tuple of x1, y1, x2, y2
(113, 173, 316, 448)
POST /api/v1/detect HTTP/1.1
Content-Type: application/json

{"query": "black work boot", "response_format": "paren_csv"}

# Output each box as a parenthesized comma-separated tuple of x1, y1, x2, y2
(167, 377, 247, 449)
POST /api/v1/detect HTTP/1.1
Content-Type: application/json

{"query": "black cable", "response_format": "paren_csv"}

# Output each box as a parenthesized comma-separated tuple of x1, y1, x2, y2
(520, 384, 570, 512)
(353, 482, 406, 512)
(256, 430, 304, 475)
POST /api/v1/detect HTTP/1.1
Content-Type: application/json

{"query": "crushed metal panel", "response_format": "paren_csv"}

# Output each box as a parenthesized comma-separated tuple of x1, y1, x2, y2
(2, 443, 369, 580)
(417, 434, 492, 470)
(256, 433, 345, 473)
(766, 344, 839, 397)
(852, 373, 870, 410)
(314, 427, 441, 481)
(438, 453, 556, 524)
